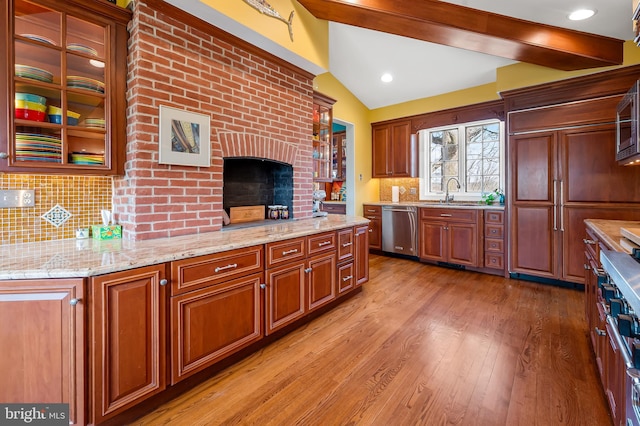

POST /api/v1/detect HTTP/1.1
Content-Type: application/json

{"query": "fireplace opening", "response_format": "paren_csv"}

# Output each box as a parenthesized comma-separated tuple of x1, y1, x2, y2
(223, 157, 293, 225)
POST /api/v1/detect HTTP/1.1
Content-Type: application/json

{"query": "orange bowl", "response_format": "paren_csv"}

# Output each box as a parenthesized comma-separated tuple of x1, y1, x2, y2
(16, 108, 46, 122)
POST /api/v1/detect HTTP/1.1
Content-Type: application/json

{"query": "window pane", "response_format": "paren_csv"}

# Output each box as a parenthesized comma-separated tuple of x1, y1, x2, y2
(467, 176, 483, 192)
(483, 176, 500, 191)
(467, 158, 482, 175)
(430, 178, 442, 192)
(443, 161, 458, 176)
(483, 141, 499, 157)
(483, 158, 499, 174)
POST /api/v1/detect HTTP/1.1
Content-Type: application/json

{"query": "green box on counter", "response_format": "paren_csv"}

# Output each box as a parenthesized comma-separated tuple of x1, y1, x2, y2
(91, 225, 122, 240)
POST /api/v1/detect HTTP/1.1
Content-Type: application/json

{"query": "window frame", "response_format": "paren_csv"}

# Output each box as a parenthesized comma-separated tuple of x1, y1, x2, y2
(418, 118, 505, 202)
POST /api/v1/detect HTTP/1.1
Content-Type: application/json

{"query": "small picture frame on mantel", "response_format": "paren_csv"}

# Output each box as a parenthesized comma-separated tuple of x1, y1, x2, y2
(158, 106, 211, 167)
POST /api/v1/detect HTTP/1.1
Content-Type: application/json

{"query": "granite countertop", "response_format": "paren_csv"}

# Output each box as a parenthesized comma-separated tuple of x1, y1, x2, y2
(364, 201, 505, 210)
(0, 215, 369, 280)
(585, 219, 640, 253)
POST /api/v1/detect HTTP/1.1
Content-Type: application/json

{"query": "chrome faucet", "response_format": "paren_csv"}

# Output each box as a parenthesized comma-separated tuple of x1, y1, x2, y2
(444, 177, 461, 203)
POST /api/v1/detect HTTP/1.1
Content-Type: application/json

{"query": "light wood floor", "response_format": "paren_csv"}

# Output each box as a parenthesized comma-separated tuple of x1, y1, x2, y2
(132, 254, 611, 426)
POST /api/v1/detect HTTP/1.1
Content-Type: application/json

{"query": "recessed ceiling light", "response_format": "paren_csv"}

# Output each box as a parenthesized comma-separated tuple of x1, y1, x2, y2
(381, 73, 393, 83)
(568, 9, 596, 21)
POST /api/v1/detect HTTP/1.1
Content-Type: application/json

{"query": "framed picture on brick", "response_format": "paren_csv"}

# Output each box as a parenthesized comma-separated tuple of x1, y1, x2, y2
(159, 106, 211, 167)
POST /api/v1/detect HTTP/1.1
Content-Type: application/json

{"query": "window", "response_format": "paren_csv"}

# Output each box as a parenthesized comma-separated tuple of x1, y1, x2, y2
(419, 119, 504, 201)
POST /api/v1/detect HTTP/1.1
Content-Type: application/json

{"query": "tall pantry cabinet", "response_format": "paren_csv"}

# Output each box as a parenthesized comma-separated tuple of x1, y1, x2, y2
(504, 66, 640, 284)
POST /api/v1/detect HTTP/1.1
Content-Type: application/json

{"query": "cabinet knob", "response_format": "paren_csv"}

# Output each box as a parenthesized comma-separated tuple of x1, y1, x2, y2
(305, 267, 313, 273)
(0, 152, 8, 159)
(368, 229, 373, 233)
(69, 298, 81, 306)
(583, 264, 590, 270)
(160, 279, 168, 286)
(260, 283, 266, 289)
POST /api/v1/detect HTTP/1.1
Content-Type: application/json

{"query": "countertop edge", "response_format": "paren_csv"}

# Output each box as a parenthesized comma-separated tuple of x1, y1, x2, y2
(585, 219, 640, 253)
(363, 201, 505, 210)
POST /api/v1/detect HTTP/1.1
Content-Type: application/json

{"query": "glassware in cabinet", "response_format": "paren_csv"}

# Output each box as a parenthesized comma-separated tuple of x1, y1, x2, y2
(312, 92, 336, 182)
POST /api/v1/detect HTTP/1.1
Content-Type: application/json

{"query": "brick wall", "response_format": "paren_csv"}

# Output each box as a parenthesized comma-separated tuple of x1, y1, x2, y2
(113, 0, 314, 240)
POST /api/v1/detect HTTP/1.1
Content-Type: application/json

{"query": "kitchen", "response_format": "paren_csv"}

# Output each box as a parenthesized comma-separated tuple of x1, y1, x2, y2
(1, 0, 640, 425)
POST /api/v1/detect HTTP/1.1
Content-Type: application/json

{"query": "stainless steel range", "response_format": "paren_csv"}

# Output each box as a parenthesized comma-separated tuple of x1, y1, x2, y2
(600, 246, 640, 426)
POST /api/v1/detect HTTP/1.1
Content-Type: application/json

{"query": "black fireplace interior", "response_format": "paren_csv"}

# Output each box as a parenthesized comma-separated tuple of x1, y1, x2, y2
(223, 157, 293, 219)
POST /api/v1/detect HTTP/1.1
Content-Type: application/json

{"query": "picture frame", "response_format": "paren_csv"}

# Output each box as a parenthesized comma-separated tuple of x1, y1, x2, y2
(158, 105, 211, 167)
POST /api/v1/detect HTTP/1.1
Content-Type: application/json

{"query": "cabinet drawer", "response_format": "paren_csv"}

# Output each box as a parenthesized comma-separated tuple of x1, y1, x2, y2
(322, 203, 346, 214)
(337, 227, 354, 262)
(485, 210, 504, 224)
(485, 224, 504, 239)
(337, 262, 355, 294)
(485, 253, 504, 269)
(363, 205, 382, 217)
(307, 231, 337, 256)
(485, 238, 504, 253)
(420, 208, 478, 222)
(266, 237, 306, 268)
(171, 245, 263, 296)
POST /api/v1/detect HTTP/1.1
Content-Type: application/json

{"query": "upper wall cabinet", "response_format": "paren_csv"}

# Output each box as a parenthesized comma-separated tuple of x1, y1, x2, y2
(312, 92, 336, 182)
(371, 119, 417, 178)
(0, 0, 130, 175)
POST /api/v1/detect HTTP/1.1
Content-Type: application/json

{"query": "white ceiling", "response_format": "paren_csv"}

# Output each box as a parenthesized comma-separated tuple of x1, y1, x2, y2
(331, 0, 635, 109)
(169, 0, 635, 110)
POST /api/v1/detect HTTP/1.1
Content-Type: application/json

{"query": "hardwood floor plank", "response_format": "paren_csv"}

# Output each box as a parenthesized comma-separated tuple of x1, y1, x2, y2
(131, 255, 611, 426)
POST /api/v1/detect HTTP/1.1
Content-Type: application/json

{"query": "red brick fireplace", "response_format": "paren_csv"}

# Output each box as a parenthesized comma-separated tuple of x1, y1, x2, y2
(113, 0, 315, 240)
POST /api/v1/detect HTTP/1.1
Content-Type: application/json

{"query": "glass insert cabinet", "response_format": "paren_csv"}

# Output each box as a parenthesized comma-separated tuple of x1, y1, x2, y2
(312, 92, 336, 182)
(0, 0, 130, 174)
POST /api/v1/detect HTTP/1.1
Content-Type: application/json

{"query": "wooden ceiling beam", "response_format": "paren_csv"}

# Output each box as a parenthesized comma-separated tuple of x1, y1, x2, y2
(296, 0, 624, 71)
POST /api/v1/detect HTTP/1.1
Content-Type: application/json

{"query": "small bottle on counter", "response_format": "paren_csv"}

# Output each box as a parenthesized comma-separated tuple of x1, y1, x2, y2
(281, 206, 289, 220)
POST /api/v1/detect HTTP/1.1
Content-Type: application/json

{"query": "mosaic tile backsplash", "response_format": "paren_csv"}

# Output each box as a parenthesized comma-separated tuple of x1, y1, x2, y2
(379, 178, 421, 203)
(1, 174, 113, 244)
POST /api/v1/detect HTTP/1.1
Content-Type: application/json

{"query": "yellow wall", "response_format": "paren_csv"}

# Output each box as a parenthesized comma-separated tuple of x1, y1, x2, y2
(313, 73, 379, 212)
(201, 0, 328, 70)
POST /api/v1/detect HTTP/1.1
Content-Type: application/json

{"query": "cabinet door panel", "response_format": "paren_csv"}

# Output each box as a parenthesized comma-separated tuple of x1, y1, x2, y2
(90, 265, 166, 424)
(372, 126, 391, 177)
(337, 227, 354, 263)
(511, 132, 555, 202)
(448, 223, 478, 266)
(307, 253, 336, 312)
(0, 279, 84, 426)
(510, 206, 557, 278)
(561, 125, 640, 203)
(265, 262, 306, 335)
(171, 273, 263, 384)
(391, 121, 414, 177)
(420, 220, 446, 261)
(368, 218, 382, 250)
(354, 224, 370, 286)
(338, 262, 355, 294)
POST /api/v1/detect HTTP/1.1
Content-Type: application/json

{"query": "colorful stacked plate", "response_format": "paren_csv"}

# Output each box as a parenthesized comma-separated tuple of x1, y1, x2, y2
(15, 64, 54, 83)
(84, 118, 105, 128)
(70, 152, 104, 165)
(15, 133, 61, 163)
(67, 43, 98, 56)
(21, 33, 56, 45)
(67, 75, 104, 93)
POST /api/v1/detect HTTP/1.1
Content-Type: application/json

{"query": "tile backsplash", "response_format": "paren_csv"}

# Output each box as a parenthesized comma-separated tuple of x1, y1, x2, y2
(379, 178, 420, 203)
(1, 174, 112, 244)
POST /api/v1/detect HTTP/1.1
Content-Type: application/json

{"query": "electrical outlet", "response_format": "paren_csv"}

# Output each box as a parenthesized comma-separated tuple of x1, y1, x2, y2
(410, 187, 417, 195)
(0, 190, 35, 208)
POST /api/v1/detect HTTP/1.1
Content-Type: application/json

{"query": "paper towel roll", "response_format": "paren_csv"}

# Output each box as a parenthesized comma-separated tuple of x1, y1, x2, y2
(392, 186, 400, 203)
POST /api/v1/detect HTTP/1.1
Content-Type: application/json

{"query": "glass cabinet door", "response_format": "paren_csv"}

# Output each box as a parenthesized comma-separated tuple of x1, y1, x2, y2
(3, 0, 128, 173)
(312, 96, 334, 182)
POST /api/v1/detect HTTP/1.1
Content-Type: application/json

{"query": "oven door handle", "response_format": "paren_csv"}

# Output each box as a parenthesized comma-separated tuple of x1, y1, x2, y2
(606, 315, 635, 374)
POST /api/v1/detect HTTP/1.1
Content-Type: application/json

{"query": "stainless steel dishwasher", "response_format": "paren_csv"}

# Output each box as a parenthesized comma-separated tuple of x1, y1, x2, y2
(382, 205, 418, 257)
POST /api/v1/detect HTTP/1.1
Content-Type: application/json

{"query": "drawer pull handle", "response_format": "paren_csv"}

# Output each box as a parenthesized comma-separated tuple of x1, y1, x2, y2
(318, 241, 332, 247)
(595, 327, 606, 337)
(491, 229, 497, 233)
(583, 238, 596, 245)
(368, 229, 373, 233)
(214, 263, 238, 273)
(342, 242, 353, 247)
(282, 249, 299, 255)
(342, 275, 353, 282)
(440, 213, 452, 217)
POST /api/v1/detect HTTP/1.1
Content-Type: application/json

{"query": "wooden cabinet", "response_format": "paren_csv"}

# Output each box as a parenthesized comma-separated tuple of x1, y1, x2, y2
(265, 232, 337, 334)
(0, 0, 130, 174)
(0, 278, 84, 425)
(371, 119, 417, 177)
(509, 120, 640, 283)
(363, 204, 382, 250)
(484, 209, 505, 271)
(332, 130, 346, 180)
(321, 202, 346, 214)
(419, 207, 481, 267)
(312, 92, 336, 182)
(169, 246, 264, 384)
(89, 264, 167, 424)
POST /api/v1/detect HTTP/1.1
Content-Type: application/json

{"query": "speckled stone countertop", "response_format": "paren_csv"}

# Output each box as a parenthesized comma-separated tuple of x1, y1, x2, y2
(0, 215, 369, 280)
(364, 201, 505, 210)
(585, 219, 640, 253)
